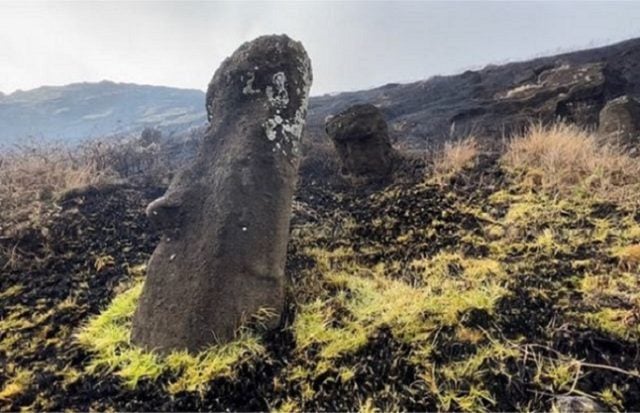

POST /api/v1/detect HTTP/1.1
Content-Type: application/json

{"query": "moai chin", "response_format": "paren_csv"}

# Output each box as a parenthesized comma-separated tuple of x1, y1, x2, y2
(131, 35, 312, 353)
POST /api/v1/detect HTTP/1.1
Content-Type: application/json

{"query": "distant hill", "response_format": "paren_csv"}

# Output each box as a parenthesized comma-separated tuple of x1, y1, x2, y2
(0, 81, 206, 146)
(307, 37, 640, 148)
(2, 37, 640, 148)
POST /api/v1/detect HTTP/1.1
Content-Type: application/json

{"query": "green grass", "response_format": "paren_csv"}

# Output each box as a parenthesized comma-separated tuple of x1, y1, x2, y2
(294, 249, 508, 362)
(76, 271, 265, 393)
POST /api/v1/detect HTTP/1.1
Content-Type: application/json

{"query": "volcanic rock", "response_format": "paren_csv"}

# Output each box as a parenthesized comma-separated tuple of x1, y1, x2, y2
(131, 34, 313, 353)
(325, 104, 396, 178)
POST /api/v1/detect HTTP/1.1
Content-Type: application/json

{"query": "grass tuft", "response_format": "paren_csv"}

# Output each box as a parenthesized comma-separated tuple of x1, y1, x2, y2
(614, 244, 640, 271)
(502, 122, 640, 206)
(431, 136, 480, 183)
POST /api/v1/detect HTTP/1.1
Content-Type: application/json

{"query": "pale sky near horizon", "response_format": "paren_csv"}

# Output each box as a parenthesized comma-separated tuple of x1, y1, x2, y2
(1, 1, 640, 96)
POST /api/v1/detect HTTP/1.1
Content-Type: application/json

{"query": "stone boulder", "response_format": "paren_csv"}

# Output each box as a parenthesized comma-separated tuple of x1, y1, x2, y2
(131, 35, 312, 353)
(553, 396, 603, 413)
(598, 95, 640, 148)
(325, 104, 396, 178)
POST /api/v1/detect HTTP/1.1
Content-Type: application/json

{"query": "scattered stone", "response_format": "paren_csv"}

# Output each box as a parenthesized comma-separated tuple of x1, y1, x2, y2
(131, 34, 313, 353)
(598, 95, 640, 149)
(553, 396, 604, 413)
(325, 104, 396, 179)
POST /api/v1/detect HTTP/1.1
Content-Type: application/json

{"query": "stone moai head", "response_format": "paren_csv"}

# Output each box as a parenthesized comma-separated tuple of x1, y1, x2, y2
(131, 35, 312, 354)
(325, 104, 396, 179)
(598, 95, 640, 150)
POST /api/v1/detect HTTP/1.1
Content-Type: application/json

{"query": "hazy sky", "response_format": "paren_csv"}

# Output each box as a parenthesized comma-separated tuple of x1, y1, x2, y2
(2, 1, 640, 96)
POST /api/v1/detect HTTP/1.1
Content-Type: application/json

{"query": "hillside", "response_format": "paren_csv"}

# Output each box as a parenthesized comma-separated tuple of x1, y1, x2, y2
(1, 37, 640, 148)
(307, 37, 640, 147)
(0, 81, 205, 145)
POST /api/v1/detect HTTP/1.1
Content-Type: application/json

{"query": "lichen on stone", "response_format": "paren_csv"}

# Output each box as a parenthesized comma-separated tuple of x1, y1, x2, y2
(242, 72, 260, 95)
(265, 72, 289, 108)
(261, 60, 311, 158)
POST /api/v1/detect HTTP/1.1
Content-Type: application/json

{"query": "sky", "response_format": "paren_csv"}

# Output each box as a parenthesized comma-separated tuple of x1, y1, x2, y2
(1, 1, 640, 96)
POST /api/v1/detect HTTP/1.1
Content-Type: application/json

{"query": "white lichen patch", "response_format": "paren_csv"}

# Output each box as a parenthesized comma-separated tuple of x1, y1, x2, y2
(242, 72, 260, 95)
(264, 118, 279, 141)
(265, 72, 289, 108)
(261, 64, 311, 158)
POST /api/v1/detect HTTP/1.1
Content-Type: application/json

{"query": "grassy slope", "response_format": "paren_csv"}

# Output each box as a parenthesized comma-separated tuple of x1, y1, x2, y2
(1, 125, 640, 411)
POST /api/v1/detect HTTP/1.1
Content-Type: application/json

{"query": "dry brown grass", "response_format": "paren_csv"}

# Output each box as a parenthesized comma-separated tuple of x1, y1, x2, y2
(0, 143, 117, 236)
(502, 123, 640, 205)
(0, 132, 171, 239)
(431, 136, 480, 182)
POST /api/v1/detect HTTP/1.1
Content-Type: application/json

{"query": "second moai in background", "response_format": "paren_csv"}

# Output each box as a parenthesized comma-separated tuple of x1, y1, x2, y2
(598, 95, 640, 151)
(325, 104, 396, 179)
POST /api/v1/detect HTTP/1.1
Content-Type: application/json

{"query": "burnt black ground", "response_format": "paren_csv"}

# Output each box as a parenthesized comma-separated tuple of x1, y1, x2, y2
(1, 157, 640, 411)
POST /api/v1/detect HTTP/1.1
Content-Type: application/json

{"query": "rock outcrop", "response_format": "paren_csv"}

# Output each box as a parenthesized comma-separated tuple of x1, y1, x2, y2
(598, 95, 640, 148)
(131, 35, 312, 353)
(325, 104, 395, 178)
(491, 63, 607, 126)
(413, 61, 620, 143)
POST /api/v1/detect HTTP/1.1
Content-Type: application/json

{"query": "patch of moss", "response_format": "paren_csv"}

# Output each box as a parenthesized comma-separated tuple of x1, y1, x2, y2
(76, 275, 265, 393)
(582, 308, 639, 340)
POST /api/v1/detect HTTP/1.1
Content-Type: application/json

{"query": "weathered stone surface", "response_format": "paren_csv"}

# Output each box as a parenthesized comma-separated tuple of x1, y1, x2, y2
(131, 35, 312, 353)
(598, 95, 640, 148)
(553, 396, 604, 413)
(325, 104, 396, 178)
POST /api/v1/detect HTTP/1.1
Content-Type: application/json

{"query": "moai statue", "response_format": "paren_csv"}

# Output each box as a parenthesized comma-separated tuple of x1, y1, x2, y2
(325, 104, 396, 179)
(598, 95, 640, 150)
(131, 35, 312, 353)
